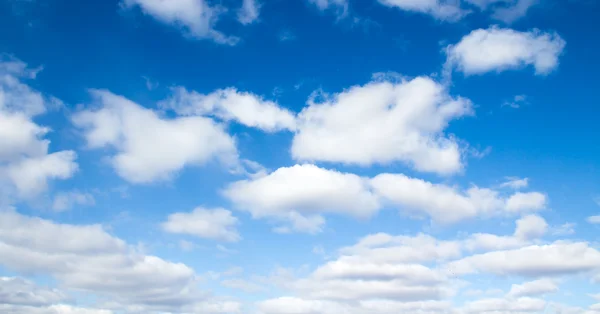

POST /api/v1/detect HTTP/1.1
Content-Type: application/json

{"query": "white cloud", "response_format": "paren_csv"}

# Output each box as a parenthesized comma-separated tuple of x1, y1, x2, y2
(449, 241, 600, 277)
(465, 214, 547, 251)
(505, 192, 547, 212)
(461, 297, 546, 313)
(257, 232, 459, 314)
(224, 164, 548, 230)
(0, 58, 78, 201)
(587, 215, 600, 224)
(500, 177, 529, 189)
(122, 0, 239, 45)
(292, 76, 473, 175)
(6, 151, 78, 197)
(52, 190, 95, 212)
(377, 0, 468, 21)
(223, 164, 380, 233)
(238, 0, 260, 25)
(161, 86, 296, 132)
(0, 210, 240, 313)
(72, 90, 237, 184)
(507, 278, 559, 297)
(162, 207, 241, 242)
(372, 174, 547, 224)
(445, 26, 566, 76)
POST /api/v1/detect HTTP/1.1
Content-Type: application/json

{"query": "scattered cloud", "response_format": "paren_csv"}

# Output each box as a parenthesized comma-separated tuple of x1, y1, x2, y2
(0, 211, 241, 313)
(162, 207, 241, 242)
(445, 26, 566, 76)
(502, 94, 529, 108)
(0, 57, 78, 201)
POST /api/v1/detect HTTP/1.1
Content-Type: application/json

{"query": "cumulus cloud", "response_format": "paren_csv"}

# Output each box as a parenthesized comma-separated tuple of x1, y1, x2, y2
(72, 90, 237, 184)
(445, 26, 566, 76)
(255, 221, 600, 314)
(161, 86, 296, 132)
(292, 76, 473, 175)
(121, 0, 239, 45)
(224, 164, 548, 230)
(0, 211, 240, 313)
(162, 207, 241, 242)
(372, 174, 547, 223)
(377, 0, 468, 21)
(449, 241, 600, 277)
(0, 57, 78, 201)
(223, 164, 379, 233)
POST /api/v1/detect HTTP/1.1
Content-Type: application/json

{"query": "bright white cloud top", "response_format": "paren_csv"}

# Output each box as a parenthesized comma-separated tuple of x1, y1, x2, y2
(292, 76, 472, 174)
(445, 26, 566, 76)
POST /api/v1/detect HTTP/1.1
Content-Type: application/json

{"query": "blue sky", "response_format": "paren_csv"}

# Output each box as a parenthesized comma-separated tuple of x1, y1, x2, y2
(1, 0, 600, 313)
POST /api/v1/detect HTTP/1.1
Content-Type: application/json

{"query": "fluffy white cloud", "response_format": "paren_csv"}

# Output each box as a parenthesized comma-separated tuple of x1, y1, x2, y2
(449, 241, 600, 277)
(162, 207, 241, 242)
(122, 0, 239, 44)
(292, 76, 473, 175)
(161, 87, 296, 132)
(445, 27, 566, 76)
(587, 215, 600, 224)
(0, 58, 78, 201)
(6, 151, 78, 197)
(223, 164, 379, 233)
(372, 174, 547, 224)
(0, 210, 240, 313)
(52, 190, 96, 212)
(507, 278, 559, 297)
(238, 0, 260, 24)
(72, 90, 237, 184)
(377, 0, 467, 21)
(224, 164, 548, 230)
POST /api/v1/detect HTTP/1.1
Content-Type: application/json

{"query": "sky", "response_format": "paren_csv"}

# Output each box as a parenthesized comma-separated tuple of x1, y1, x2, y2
(0, 0, 599, 313)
